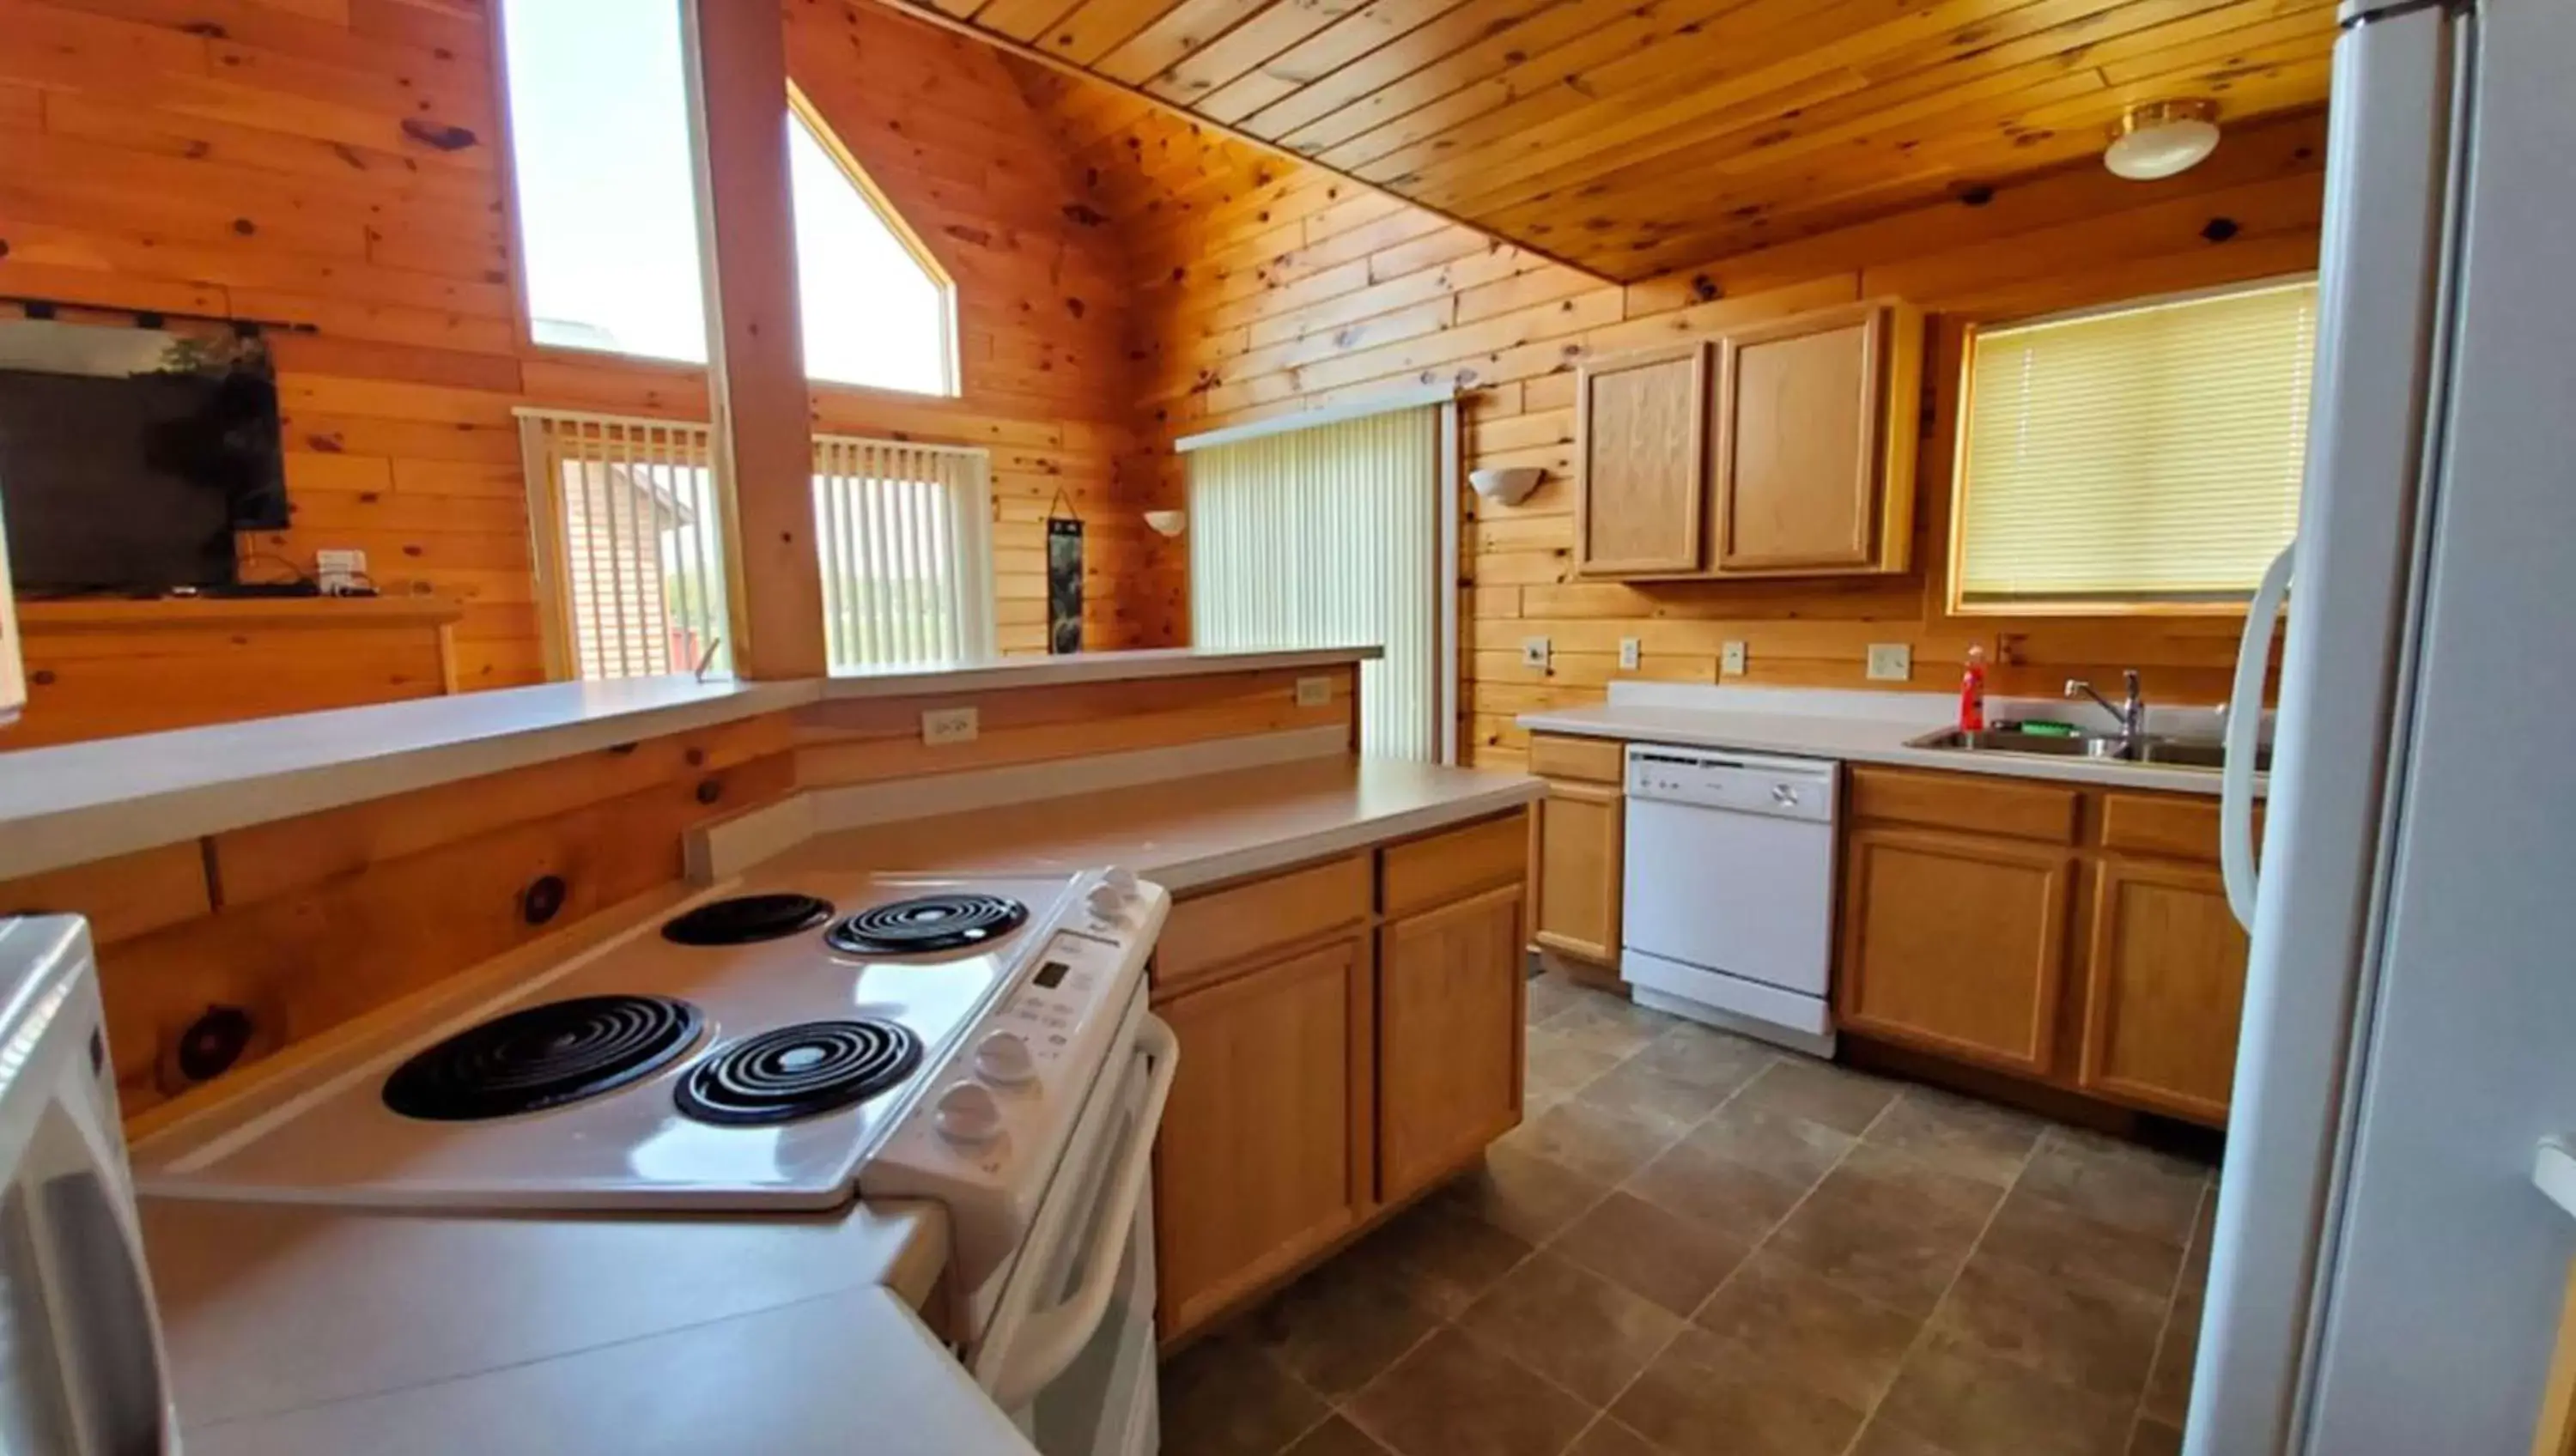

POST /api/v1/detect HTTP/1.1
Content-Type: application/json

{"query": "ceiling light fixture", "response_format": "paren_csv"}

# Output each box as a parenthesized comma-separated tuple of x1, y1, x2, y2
(2105, 100, 2221, 181)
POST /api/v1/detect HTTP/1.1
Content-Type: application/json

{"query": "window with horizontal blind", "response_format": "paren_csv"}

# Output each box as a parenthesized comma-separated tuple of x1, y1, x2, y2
(516, 408, 993, 680)
(1951, 278, 2317, 612)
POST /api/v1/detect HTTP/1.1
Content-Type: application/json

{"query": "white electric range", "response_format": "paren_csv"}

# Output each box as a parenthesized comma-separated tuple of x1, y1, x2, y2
(131, 864, 1176, 1455)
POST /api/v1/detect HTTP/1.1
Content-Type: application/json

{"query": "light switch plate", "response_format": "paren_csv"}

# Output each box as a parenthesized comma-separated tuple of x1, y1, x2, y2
(920, 707, 979, 746)
(1294, 676, 1332, 707)
(1721, 640, 1747, 676)
(1522, 636, 1551, 670)
(1866, 644, 1913, 682)
(1619, 638, 1641, 670)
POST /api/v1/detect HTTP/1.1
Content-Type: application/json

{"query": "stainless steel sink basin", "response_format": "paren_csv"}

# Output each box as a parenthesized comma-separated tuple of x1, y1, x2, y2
(1905, 727, 2270, 774)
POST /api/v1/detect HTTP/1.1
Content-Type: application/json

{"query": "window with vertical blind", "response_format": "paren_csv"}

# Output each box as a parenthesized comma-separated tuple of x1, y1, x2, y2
(1188, 407, 1441, 761)
(1952, 278, 2318, 611)
(517, 409, 993, 680)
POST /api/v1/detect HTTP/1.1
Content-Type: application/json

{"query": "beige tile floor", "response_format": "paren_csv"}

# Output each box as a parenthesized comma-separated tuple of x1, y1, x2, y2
(1158, 970, 2215, 1456)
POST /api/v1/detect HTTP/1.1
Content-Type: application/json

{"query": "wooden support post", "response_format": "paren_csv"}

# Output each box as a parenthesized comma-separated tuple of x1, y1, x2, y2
(683, 0, 824, 680)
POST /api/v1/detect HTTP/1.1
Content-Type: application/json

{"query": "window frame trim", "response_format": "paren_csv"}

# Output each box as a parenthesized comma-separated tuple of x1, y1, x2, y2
(1942, 271, 2322, 620)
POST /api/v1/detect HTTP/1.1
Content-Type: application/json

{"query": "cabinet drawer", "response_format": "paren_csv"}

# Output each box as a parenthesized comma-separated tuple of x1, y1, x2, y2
(1380, 810, 1529, 918)
(2099, 792, 2260, 862)
(1156, 854, 1370, 997)
(1849, 767, 2080, 844)
(1529, 734, 1625, 784)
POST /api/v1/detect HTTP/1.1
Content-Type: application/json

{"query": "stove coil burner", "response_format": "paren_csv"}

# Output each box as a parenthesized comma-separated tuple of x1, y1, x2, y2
(673, 1021, 925, 1125)
(824, 893, 1028, 956)
(382, 995, 704, 1122)
(660, 893, 836, 946)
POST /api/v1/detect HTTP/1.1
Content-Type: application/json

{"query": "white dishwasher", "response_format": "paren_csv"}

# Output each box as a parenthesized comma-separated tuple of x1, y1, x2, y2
(1620, 743, 1839, 1055)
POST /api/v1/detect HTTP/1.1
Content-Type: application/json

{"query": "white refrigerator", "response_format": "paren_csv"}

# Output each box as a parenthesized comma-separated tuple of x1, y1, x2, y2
(2192, 0, 2576, 1451)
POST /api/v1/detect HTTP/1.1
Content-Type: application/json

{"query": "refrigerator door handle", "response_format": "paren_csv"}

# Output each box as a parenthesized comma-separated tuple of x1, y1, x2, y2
(2223, 542, 2294, 929)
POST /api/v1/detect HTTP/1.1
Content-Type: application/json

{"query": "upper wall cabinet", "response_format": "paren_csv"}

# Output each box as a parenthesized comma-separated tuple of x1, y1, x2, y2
(1573, 300, 1923, 581)
(1712, 300, 1923, 574)
(1573, 341, 1708, 577)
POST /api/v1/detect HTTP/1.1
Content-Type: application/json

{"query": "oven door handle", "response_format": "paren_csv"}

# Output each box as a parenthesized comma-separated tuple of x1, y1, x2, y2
(985, 1012, 1178, 1413)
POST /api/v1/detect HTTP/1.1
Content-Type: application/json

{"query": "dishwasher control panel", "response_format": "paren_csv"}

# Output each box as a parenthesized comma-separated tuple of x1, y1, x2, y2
(1625, 746, 1838, 824)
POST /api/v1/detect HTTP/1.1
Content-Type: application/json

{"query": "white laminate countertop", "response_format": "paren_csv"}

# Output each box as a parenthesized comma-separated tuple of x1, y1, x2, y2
(0, 645, 1382, 881)
(1519, 683, 2262, 798)
(139, 1196, 1033, 1453)
(764, 755, 1545, 890)
(129, 748, 1528, 1453)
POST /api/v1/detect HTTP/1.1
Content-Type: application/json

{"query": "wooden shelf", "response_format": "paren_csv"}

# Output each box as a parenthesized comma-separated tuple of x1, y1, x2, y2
(17, 596, 465, 631)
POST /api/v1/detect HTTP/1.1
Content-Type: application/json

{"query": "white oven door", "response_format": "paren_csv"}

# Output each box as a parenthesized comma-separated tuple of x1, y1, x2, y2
(970, 987, 1176, 1456)
(0, 917, 174, 1455)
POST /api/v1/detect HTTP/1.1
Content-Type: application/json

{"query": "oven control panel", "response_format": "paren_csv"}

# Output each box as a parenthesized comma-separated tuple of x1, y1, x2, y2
(865, 867, 1168, 1294)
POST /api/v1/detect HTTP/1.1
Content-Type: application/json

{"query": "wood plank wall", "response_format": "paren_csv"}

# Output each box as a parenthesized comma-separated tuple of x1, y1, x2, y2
(0, 0, 1159, 690)
(0, 664, 1354, 1119)
(1023, 70, 2325, 767)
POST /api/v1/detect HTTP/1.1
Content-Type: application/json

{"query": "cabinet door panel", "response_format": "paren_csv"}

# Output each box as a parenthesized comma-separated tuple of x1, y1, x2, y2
(1378, 883, 1526, 1204)
(1837, 827, 2072, 1075)
(1576, 342, 1706, 576)
(1155, 937, 1363, 1339)
(2080, 859, 2250, 1125)
(1534, 780, 1622, 965)
(1717, 318, 1874, 568)
(1709, 299, 1919, 576)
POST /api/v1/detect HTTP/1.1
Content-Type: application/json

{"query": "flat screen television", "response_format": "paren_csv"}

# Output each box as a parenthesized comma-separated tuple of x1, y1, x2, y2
(0, 319, 288, 597)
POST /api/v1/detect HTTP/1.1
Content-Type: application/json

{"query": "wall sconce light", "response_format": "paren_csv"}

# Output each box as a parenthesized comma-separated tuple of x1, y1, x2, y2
(1468, 466, 1546, 507)
(1143, 510, 1187, 537)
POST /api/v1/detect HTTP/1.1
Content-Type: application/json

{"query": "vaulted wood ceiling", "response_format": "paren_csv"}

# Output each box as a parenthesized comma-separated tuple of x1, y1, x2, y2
(882, 0, 2337, 281)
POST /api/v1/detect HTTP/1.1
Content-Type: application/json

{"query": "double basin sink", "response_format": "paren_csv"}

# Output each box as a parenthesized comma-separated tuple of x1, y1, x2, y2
(1905, 726, 2269, 774)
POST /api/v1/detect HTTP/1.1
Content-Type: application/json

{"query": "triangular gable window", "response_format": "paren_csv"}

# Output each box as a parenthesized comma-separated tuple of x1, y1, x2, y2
(787, 91, 958, 397)
(497, 0, 957, 397)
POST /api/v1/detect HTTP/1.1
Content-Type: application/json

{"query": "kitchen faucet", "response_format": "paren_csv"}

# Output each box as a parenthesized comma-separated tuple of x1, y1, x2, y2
(2066, 670, 2147, 739)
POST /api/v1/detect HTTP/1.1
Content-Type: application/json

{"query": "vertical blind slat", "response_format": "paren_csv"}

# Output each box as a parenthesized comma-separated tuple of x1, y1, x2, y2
(523, 408, 990, 683)
(1187, 404, 1438, 761)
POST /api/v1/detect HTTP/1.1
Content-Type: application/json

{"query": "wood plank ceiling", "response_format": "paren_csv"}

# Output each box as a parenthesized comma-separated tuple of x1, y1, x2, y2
(883, 0, 2337, 281)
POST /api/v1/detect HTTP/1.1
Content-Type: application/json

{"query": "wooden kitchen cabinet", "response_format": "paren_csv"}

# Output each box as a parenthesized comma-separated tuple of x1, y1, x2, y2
(1572, 341, 1708, 577)
(1377, 882, 1527, 1204)
(1153, 935, 1369, 1338)
(1151, 808, 1534, 1345)
(1838, 825, 2075, 1077)
(1529, 733, 1625, 971)
(1534, 779, 1623, 965)
(1834, 770, 2252, 1128)
(1709, 300, 1922, 575)
(1571, 300, 1921, 582)
(2080, 857, 2250, 1124)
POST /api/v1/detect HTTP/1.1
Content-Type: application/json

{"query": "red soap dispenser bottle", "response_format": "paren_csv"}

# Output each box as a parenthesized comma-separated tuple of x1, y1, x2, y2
(1959, 645, 1988, 731)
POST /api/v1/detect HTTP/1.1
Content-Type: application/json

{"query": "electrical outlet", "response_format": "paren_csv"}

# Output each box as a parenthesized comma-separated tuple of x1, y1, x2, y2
(1618, 638, 1641, 671)
(1866, 644, 1914, 682)
(1522, 636, 1551, 670)
(1294, 676, 1332, 707)
(920, 707, 979, 746)
(1721, 640, 1747, 676)
(316, 548, 368, 595)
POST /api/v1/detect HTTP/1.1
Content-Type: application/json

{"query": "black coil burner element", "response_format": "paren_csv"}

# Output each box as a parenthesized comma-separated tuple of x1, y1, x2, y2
(660, 893, 836, 947)
(382, 996, 704, 1122)
(824, 894, 1028, 956)
(674, 1021, 924, 1125)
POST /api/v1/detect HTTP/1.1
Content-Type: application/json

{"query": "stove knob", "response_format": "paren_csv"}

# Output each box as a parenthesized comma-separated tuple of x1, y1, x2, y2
(974, 1030, 1036, 1086)
(933, 1081, 1003, 1145)
(1086, 881, 1129, 921)
(1103, 866, 1140, 895)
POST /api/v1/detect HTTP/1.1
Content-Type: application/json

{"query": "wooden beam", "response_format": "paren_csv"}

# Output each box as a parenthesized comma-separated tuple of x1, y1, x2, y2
(683, 0, 825, 679)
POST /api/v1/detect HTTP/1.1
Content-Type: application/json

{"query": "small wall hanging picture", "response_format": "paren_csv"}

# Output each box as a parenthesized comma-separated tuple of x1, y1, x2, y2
(1046, 491, 1084, 655)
